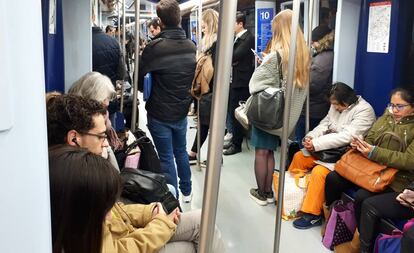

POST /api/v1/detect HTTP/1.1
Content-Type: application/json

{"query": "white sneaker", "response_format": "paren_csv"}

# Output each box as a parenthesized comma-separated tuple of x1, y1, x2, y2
(182, 192, 193, 203)
(224, 133, 233, 142)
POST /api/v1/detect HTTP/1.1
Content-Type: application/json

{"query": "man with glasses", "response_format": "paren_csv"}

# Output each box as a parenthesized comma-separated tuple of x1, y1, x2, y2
(46, 94, 110, 159)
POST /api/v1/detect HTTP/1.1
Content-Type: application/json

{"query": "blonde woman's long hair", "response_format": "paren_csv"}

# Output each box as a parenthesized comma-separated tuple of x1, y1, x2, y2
(201, 9, 219, 53)
(270, 10, 310, 88)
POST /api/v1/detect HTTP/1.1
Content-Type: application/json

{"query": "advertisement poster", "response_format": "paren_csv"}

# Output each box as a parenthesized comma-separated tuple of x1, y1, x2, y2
(367, 1, 392, 53)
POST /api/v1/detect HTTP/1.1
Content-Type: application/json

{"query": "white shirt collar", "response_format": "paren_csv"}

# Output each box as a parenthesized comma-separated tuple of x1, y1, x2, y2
(236, 29, 247, 39)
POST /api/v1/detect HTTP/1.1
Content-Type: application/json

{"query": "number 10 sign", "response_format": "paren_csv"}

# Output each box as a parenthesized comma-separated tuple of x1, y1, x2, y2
(257, 8, 274, 53)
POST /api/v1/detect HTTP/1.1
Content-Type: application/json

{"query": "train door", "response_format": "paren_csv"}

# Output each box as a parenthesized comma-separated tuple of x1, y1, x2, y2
(354, 0, 414, 115)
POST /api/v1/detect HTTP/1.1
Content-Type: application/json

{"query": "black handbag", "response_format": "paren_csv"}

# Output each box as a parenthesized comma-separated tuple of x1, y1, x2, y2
(132, 129, 162, 174)
(311, 146, 349, 163)
(115, 129, 163, 174)
(247, 52, 285, 130)
(120, 167, 180, 214)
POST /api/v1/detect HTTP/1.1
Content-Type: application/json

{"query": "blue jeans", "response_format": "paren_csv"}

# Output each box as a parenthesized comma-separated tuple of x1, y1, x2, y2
(147, 116, 192, 196)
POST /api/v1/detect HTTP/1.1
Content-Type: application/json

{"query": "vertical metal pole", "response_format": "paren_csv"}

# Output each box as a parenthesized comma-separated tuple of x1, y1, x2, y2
(120, 0, 126, 113)
(98, 2, 102, 27)
(197, 0, 203, 53)
(305, 0, 315, 134)
(194, 0, 201, 166)
(131, 0, 140, 132)
(197, 99, 202, 171)
(117, 1, 121, 44)
(273, 1, 301, 253)
(198, 1, 237, 252)
(122, 0, 126, 57)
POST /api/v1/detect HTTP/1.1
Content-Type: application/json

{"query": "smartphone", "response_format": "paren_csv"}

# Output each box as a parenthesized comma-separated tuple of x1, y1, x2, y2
(399, 196, 414, 208)
(251, 48, 263, 61)
(351, 134, 363, 142)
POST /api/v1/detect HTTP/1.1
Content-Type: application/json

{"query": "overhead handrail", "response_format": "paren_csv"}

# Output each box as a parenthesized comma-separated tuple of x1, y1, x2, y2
(198, 1, 238, 252)
(273, 0, 301, 252)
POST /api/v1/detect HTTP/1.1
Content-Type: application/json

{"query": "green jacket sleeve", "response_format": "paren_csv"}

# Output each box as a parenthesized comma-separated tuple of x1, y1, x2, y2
(371, 140, 414, 172)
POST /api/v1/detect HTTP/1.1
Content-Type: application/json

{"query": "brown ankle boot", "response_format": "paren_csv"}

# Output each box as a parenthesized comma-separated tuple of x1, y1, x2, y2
(321, 203, 331, 237)
(334, 229, 360, 253)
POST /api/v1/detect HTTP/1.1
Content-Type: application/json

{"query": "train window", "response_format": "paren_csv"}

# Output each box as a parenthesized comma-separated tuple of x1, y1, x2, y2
(280, 1, 305, 32)
(320, 0, 337, 29)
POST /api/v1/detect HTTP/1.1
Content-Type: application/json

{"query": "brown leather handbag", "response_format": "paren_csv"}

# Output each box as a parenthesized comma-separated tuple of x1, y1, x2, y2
(334, 132, 406, 192)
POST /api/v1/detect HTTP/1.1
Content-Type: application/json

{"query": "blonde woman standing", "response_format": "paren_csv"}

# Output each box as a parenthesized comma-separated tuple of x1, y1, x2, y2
(188, 9, 219, 164)
(248, 10, 310, 205)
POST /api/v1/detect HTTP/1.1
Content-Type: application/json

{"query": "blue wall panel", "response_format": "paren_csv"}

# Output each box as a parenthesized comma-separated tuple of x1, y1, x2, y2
(41, 0, 65, 92)
(354, 0, 413, 116)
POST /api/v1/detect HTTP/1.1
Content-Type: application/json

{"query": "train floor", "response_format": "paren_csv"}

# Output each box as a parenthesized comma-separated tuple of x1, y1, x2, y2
(137, 99, 330, 253)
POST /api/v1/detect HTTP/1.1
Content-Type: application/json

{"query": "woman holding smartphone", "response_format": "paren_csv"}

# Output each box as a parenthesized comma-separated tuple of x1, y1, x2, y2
(248, 10, 310, 205)
(348, 184, 414, 253)
(325, 87, 414, 253)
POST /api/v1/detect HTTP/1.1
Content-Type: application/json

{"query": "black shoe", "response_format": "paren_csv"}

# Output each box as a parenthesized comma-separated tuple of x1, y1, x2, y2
(189, 155, 197, 165)
(223, 145, 241, 155)
(223, 142, 233, 150)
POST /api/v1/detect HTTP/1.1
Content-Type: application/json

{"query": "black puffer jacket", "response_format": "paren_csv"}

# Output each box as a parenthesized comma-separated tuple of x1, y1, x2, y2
(92, 27, 125, 85)
(139, 27, 196, 122)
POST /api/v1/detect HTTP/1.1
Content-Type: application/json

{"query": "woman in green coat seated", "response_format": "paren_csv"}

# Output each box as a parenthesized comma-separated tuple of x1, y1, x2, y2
(324, 87, 414, 253)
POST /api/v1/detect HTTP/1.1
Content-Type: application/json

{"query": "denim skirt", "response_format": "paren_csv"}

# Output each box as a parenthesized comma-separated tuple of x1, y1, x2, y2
(250, 125, 280, 150)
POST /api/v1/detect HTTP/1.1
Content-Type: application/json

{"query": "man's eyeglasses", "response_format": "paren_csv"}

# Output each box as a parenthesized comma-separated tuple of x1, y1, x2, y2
(79, 132, 108, 142)
(387, 103, 412, 111)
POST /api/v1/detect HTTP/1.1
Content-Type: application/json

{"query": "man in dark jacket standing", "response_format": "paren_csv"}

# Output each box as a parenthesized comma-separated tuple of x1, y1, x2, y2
(224, 11, 255, 155)
(139, 0, 196, 202)
(92, 25, 125, 86)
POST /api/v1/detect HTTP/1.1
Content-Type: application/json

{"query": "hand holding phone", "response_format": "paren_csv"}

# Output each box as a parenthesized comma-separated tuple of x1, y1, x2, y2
(251, 48, 263, 61)
(351, 134, 363, 142)
(397, 190, 414, 209)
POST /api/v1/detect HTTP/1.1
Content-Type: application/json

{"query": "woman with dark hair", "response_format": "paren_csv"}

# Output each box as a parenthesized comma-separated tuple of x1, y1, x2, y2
(49, 145, 121, 253)
(289, 82, 376, 229)
(49, 145, 224, 253)
(325, 87, 414, 253)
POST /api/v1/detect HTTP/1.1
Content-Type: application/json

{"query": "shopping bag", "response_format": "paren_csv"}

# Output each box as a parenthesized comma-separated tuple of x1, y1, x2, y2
(322, 201, 357, 250)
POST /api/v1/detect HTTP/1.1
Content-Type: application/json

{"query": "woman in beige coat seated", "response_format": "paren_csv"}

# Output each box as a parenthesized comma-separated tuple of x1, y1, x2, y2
(49, 145, 225, 253)
(289, 82, 376, 229)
